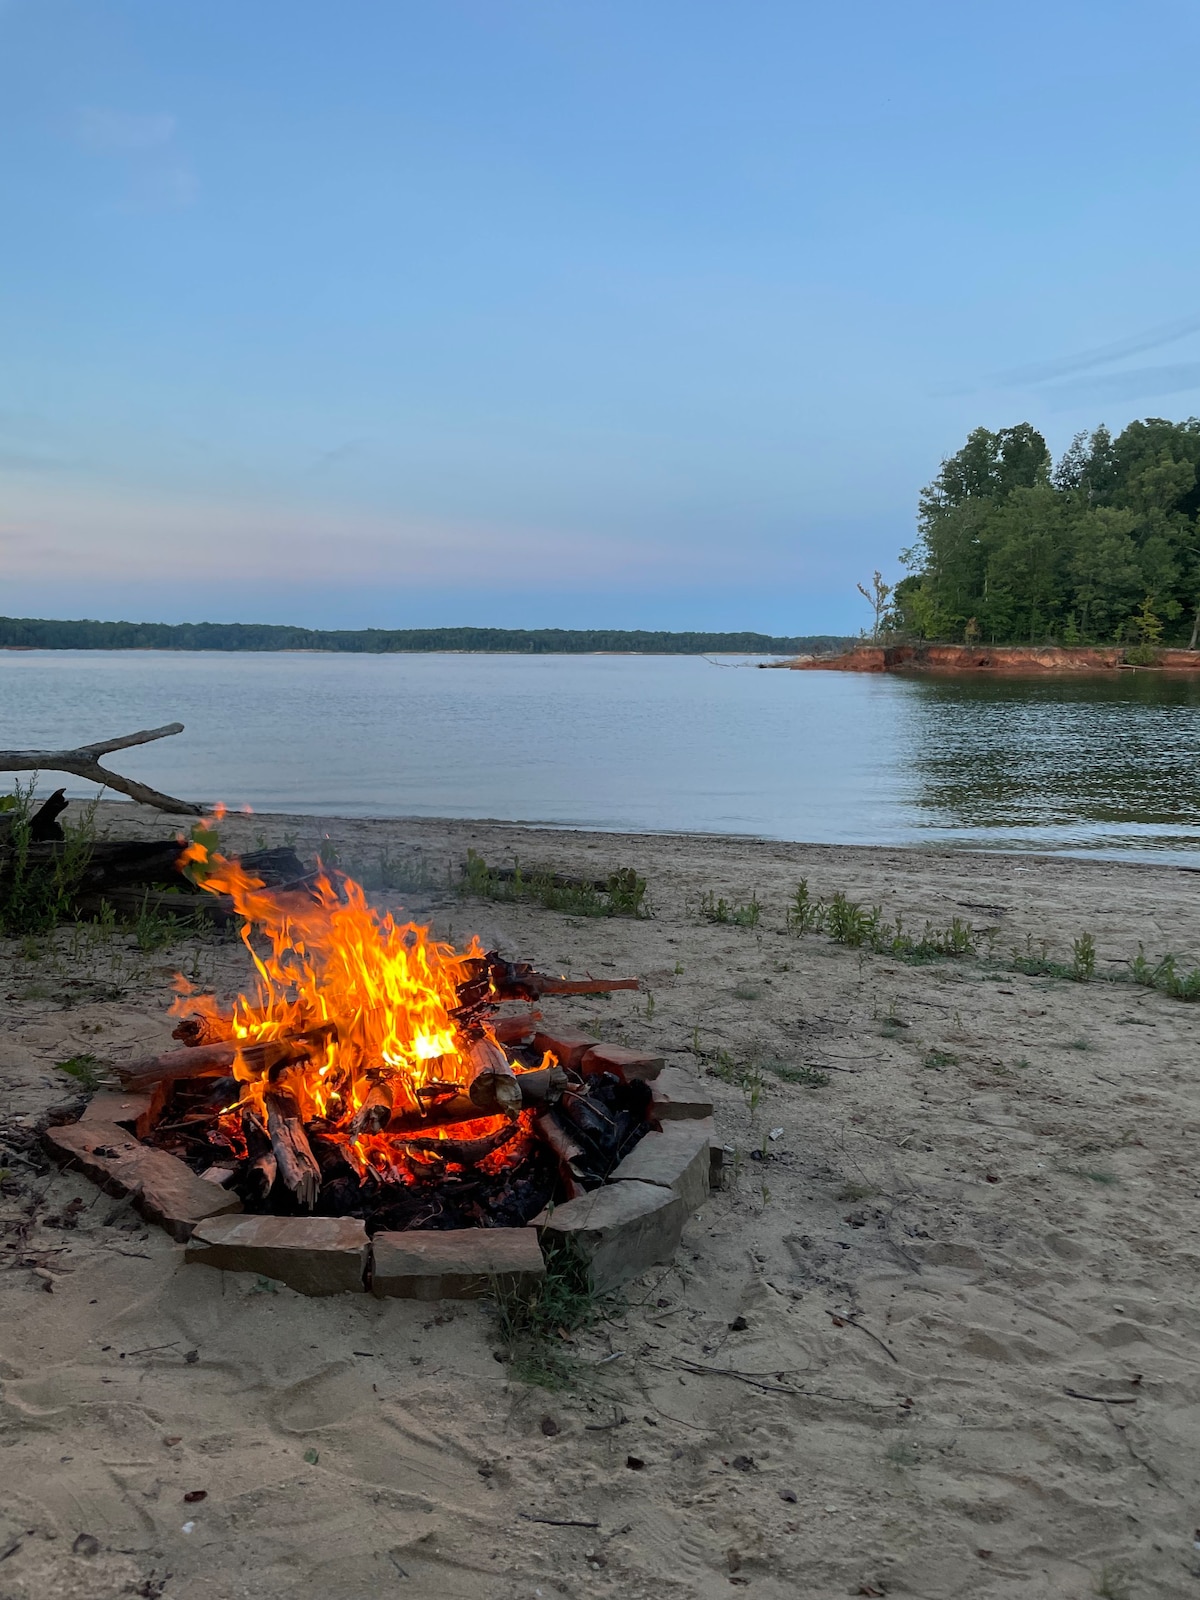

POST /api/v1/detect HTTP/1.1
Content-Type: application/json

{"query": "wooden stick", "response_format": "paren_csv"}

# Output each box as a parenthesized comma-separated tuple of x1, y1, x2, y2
(467, 1037, 521, 1117)
(264, 1091, 321, 1209)
(533, 977, 640, 996)
(0, 722, 200, 814)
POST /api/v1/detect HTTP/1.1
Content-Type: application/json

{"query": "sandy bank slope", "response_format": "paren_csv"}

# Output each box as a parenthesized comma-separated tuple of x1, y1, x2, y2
(2, 805, 1199, 1598)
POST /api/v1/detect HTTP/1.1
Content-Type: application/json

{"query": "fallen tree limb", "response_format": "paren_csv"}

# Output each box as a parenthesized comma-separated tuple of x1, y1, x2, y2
(0, 723, 200, 814)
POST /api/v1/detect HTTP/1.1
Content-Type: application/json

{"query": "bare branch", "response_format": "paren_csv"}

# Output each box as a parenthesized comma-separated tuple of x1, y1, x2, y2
(0, 724, 200, 814)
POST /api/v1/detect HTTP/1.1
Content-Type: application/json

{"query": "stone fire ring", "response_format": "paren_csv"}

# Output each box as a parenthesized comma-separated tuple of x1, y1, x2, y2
(43, 1042, 719, 1300)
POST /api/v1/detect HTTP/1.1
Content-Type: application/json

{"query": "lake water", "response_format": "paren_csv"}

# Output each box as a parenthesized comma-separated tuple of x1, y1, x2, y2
(3, 650, 1200, 862)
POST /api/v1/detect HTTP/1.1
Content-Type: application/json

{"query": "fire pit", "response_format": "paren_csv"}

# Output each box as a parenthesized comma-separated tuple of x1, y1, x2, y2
(45, 837, 716, 1297)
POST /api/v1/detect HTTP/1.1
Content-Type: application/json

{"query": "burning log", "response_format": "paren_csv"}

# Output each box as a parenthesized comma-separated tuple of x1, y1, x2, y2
(118, 1024, 339, 1092)
(172, 1014, 235, 1048)
(398, 1122, 522, 1166)
(384, 1065, 567, 1134)
(264, 1091, 321, 1210)
(466, 1037, 522, 1117)
(347, 1075, 395, 1137)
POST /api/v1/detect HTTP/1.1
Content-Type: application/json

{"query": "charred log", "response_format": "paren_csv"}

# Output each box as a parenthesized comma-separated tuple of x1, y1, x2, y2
(264, 1091, 321, 1210)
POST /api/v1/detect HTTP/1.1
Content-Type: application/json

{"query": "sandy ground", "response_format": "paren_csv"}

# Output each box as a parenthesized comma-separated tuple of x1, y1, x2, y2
(3, 803, 1200, 1599)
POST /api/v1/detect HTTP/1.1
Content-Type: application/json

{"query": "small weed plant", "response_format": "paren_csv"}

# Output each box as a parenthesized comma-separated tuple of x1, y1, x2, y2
(492, 1243, 608, 1389)
(698, 890, 761, 927)
(56, 1053, 106, 1091)
(460, 852, 647, 918)
(0, 782, 97, 937)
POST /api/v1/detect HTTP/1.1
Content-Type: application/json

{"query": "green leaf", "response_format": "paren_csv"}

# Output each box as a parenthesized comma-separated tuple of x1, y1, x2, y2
(303, 1448, 320, 1465)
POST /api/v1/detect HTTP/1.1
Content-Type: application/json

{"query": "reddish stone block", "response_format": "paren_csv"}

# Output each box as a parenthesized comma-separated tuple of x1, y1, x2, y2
(579, 1043, 665, 1082)
(79, 1090, 152, 1126)
(43, 1121, 242, 1242)
(532, 1028, 600, 1071)
(371, 1228, 545, 1300)
(186, 1214, 369, 1294)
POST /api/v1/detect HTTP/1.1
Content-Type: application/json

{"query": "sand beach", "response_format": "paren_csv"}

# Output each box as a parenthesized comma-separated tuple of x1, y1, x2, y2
(2, 803, 1198, 1599)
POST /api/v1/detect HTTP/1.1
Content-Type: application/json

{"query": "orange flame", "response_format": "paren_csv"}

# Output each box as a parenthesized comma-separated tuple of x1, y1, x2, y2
(172, 828, 501, 1169)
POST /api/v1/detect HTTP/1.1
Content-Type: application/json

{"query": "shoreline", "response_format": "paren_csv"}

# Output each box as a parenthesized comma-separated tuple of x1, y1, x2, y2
(86, 799, 1200, 873)
(778, 640, 1200, 674)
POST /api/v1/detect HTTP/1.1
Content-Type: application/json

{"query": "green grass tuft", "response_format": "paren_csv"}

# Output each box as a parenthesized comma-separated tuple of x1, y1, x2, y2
(57, 1053, 106, 1091)
(492, 1244, 608, 1389)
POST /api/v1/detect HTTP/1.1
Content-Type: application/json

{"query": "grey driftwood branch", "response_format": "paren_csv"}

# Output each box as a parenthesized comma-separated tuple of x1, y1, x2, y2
(0, 722, 202, 815)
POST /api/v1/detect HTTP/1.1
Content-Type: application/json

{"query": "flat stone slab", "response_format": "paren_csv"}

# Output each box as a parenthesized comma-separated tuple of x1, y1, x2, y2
(610, 1118, 714, 1211)
(580, 1043, 665, 1082)
(371, 1228, 546, 1300)
(43, 1121, 242, 1241)
(80, 1090, 153, 1126)
(187, 1214, 369, 1294)
(535, 1179, 685, 1293)
(650, 1068, 714, 1121)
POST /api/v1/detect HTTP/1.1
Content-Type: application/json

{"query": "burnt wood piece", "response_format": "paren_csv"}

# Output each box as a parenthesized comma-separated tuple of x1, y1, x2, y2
(234, 847, 309, 885)
(490, 954, 639, 1001)
(0, 722, 199, 814)
(172, 1014, 236, 1047)
(385, 1066, 564, 1133)
(241, 1110, 278, 1201)
(30, 788, 69, 841)
(466, 1037, 521, 1117)
(397, 1122, 522, 1166)
(454, 953, 639, 1012)
(347, 1077, 394, 1137)
(536, 1110, 588, 1183)
(117, 1023, 339, 1092)
(264, 1091, 321, 1209)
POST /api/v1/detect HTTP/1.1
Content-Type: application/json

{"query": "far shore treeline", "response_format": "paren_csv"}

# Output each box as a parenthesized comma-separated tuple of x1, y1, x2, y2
(895, 417, 1200, 650)
(0, 619, 849, 656)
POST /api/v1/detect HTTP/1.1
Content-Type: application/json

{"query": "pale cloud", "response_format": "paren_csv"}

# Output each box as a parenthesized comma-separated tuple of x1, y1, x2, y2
(76, 107, 177, 152)
(0, 477, 676, 590)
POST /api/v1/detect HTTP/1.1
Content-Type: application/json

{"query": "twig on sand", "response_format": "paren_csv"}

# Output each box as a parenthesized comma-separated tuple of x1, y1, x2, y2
(829, 1311, 898, 1364)
(659, 1358, 898, 1411)
(521, 1514, 601, 1529)
(1063, 1386, 1137, 1405)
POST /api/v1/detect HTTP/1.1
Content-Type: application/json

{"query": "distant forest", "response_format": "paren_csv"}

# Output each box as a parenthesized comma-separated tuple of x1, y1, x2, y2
(895, 417, 1200, 649)
(0, 618, 849, 656)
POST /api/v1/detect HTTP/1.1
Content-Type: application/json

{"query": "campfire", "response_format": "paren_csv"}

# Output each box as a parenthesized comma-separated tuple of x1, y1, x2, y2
(128, 833, 655, 1234)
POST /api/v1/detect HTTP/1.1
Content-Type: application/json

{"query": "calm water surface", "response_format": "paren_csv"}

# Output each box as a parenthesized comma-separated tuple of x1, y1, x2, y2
(3, 651, 1200, 862)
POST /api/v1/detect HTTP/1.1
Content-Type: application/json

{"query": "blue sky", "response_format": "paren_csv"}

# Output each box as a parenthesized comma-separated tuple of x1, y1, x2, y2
(3, 0, 1200, 635)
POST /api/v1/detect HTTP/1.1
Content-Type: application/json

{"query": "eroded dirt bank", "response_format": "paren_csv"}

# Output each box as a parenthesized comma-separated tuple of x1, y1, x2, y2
(2, 803, 1199, 1598)
(778, 641, 1200, 674)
